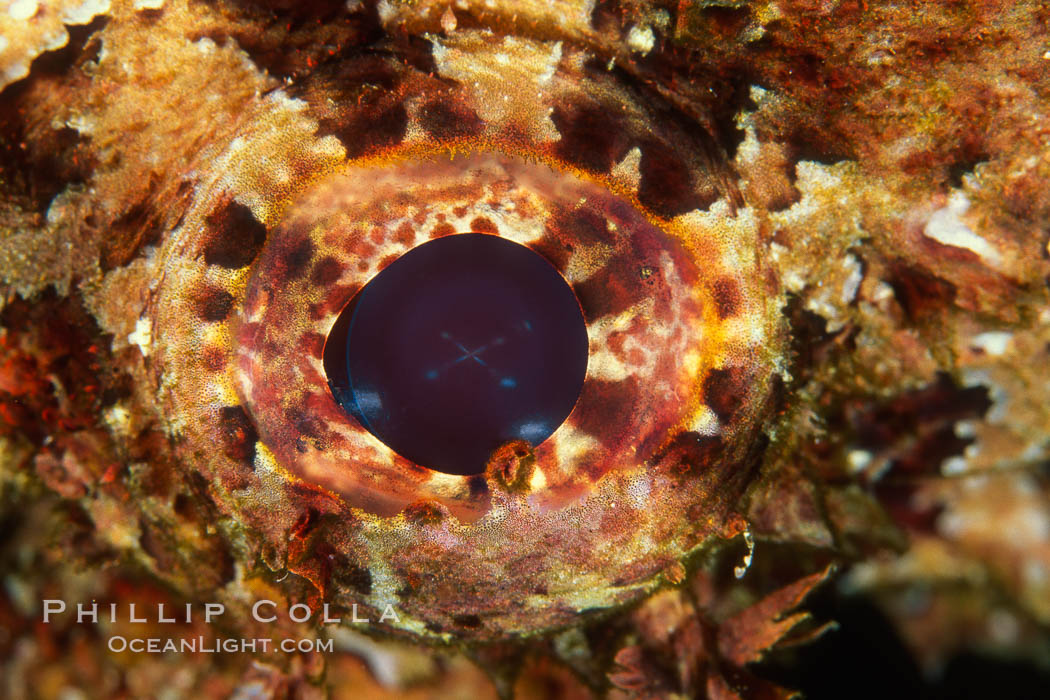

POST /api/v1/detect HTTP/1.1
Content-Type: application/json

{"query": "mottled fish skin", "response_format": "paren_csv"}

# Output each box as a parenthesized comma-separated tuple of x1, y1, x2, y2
(2, 0, 1050, 697)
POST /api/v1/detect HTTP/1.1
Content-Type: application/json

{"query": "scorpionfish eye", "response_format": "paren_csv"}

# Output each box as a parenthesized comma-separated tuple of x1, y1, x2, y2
(81, 4, 787, 642)
(324, 232, 590, 477)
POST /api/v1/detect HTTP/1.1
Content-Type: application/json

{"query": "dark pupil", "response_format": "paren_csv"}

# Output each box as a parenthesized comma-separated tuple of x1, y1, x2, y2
(324, 233, 589, 476)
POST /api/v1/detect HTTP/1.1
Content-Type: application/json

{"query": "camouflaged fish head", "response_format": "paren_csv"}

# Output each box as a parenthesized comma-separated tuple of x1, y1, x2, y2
(2, 0, 1049, 697)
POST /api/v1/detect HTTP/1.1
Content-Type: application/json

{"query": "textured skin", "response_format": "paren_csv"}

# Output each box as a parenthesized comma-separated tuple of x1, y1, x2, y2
(1, 0, 1050, 697)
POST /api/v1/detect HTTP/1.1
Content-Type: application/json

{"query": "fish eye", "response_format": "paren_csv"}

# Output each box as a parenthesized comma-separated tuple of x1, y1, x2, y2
(323, 231, 590, 477)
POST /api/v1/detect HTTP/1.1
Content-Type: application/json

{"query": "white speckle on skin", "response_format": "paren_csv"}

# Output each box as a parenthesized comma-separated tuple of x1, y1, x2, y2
(132, 0, 164, 9)
(102, 403, 132, 437)
(440, 5, 457, 32)
(128, 317, 152, 356)
(8, 0, 38, 20)
(847, 450, 873, 474)
(611, 145, 642, 184)
(970, 331, 1013, 356)
(550, 425, 600, 476)
(195, 36, 217, 54)
(797, 160, 844, 190)
(626, 24, 655, 55)
(536, 40, 562, 85)
(63, 112, 96, 136)
(689, 405, 720, 436)
(375, 0, 395, 23)
(923, 192, 1003, 266)
(941, 456, 968, 476)
(61, 0, 110, 24)
(734, 523, 754, 579)
(805, 293, 844, 332)
(871, 280, 895, 303)
(782, 268, 805, 293)
(735, 124, 761, 166)
(841, 254, 863, 303)
(749, 84, 770, 103)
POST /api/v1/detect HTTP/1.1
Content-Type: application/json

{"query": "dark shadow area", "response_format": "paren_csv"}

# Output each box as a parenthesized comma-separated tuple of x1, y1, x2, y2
(756, 584, 1050, 699)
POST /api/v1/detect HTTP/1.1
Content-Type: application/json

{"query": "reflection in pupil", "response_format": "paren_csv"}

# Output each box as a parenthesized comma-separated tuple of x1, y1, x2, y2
(324, 233, 589, 476)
